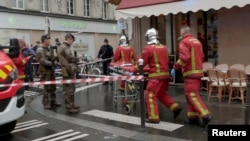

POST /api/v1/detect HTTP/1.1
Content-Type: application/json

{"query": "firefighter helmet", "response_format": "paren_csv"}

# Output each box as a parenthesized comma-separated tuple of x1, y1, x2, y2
(119, 35, 129, 46)
(145, 28, 159, 44)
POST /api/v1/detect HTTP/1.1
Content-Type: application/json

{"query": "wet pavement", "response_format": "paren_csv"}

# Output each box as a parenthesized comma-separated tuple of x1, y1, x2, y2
(28, 80, 246, 141)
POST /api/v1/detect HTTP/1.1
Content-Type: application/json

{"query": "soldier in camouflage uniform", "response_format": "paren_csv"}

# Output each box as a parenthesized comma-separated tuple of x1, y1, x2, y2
(36, 34, 61, 109)
(57, 33, 79, 114)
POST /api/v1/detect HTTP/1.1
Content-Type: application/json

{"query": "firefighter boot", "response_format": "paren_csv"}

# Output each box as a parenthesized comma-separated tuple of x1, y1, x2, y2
(201, 115, 212, 128)
(173, 108, 182, 119)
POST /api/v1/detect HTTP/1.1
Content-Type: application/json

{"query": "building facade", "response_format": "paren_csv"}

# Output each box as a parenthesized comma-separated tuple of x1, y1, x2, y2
(114, 0, 250, 66)
(0, 0, 120, 58)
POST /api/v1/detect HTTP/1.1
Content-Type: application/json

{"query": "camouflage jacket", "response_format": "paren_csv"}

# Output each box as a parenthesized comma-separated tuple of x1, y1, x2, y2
(36, 46, 53, 74)
(57, 42, 79, 76)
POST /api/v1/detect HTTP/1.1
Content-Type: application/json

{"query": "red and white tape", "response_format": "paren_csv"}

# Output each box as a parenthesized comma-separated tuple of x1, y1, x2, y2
(0, 75, 143, 87)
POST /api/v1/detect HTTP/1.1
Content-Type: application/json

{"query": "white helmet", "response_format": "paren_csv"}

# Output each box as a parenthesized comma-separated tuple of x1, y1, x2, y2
(119, 35, 128, 46)
(145, 28, 159, 44)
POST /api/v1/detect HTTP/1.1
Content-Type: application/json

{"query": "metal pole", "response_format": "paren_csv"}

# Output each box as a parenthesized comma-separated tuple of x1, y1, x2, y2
(138, 59, 146, 132)
(245, 76, 250, 124)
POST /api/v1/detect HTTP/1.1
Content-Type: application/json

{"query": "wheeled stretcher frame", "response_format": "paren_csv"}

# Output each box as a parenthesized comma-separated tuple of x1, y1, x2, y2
(109, 63, 141, 114)
(109, 62, 149, 114)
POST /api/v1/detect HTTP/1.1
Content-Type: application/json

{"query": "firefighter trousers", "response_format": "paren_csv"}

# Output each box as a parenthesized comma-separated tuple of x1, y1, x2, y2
(184, 78, 211, 119)
(146, 79, 180, 120)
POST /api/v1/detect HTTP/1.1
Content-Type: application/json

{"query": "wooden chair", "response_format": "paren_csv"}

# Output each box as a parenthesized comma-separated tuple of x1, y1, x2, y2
(215, 63, 229, 73)
(207, 68, 229, 103)
(201, 62, 214, 92)
(245, 64, 250, 75)
(229, 64, 245, 71)
(203, 62, 214, 72)
(227, 68, 247, 105)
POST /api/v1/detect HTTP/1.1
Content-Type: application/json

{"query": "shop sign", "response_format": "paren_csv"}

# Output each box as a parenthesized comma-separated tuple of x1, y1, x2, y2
(73, 43, 89, 52)
(60, 21, 86, 29)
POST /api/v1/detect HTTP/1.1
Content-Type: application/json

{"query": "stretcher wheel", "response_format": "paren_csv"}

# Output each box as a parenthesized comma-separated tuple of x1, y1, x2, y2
(124, 104, 130, 114)
(92, 68, 101, 75)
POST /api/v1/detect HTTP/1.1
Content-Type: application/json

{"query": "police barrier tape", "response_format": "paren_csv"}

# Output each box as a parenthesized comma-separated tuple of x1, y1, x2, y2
(0, 75, 143, 87)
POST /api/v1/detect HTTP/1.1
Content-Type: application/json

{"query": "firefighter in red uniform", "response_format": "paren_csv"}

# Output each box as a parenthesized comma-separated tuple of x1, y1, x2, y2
(12, 39, 32, 95)
(138, 28, 182, 123)
(172, 25, 212, 127)
(12, 39, 32, 81)
(112, 35, 138, 90)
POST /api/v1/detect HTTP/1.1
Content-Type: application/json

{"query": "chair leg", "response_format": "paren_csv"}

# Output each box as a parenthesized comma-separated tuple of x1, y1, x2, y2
(228, 88, 233, 104)
(206, 81, 209, 94)
(208, 86, 213, 102)
(240, 88, 245, 105)
(218, 87, 222, 103)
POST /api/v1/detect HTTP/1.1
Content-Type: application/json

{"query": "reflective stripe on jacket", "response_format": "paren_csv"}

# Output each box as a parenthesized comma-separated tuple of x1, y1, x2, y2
(113, 46, 138, 63)
(141, 44, 170, 79)
(176, 34, 204, 78)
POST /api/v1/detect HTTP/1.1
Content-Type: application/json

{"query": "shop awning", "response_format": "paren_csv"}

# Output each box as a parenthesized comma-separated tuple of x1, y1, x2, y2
(116, 0, 182, 10)
(115, 0, 250, 19)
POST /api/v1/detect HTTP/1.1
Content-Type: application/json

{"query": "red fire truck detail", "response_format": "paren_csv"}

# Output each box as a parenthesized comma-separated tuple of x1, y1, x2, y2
(0, 39, 25, 135)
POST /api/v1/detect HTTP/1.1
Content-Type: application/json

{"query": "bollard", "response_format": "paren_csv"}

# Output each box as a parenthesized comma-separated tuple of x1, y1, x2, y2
(245, 75, 250, 124)
(138, 59, 146, 132)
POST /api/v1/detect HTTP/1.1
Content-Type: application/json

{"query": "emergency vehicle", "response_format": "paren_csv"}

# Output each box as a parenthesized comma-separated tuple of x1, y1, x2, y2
(0, 39, 24, 135)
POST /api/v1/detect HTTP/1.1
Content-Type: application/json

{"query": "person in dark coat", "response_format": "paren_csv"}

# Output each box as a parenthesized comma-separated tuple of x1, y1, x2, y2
(97, 38, 114, 85)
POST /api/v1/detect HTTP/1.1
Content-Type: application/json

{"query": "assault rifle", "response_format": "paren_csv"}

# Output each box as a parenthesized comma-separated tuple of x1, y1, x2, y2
(45, 16, 57, 71)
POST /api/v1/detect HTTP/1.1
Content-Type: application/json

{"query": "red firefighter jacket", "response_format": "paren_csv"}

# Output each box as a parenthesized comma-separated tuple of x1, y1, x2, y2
(12, 52, 29, 79)
(140, 44, 170, 79)
(174, 34, 204, 78)
(113, 46, 138, 64)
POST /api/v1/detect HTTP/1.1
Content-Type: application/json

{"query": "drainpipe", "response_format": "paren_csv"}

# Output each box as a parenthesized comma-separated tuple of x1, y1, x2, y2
(245, 76, 250, 124)
(170, 14, 174, 55)
(203, 11, 208, 61)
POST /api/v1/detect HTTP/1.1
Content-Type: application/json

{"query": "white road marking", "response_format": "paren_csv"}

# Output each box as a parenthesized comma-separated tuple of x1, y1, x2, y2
(15, 121, 44, 129)
(82, 109, 184, 132)
(32, 129, 74, 141)
(16, 120, 38, 126)
(12, 123, 48, 133)
(46, 132, 81, 141)
(61, 133, 89, 141)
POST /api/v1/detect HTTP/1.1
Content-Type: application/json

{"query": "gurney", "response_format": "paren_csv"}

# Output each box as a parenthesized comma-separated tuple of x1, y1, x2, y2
(109, 62, 149, 114)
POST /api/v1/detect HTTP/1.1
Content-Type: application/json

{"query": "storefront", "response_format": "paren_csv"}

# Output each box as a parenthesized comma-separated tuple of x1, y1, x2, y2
(0, 12, 120, 58)
(114, 0, 250, 83)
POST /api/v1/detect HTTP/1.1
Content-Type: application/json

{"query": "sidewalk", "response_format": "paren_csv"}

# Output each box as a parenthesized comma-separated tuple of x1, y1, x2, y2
(29, 82, 246, 141)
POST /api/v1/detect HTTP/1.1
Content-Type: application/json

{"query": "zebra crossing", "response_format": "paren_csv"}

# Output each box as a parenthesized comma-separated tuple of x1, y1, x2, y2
(31, 129, 89, 141)
(12, 120, 89, 141)
(12, 120, 48, 133)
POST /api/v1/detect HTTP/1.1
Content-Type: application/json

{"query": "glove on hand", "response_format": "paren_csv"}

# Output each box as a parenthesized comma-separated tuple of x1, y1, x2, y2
(171, 68, 175, 77)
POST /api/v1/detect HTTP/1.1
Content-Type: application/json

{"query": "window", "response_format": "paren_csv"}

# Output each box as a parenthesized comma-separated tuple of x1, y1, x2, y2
(41, 0, 49, 12)
(11, 0, 24, 9)
(67, 0, 75, 15)
(83, 0, 90, 17)
(102, 2, 108, 19)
